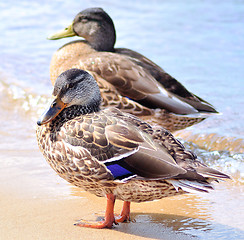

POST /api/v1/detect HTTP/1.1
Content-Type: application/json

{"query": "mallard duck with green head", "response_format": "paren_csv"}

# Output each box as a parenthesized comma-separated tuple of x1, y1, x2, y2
(36, 69, 229, 229)
(47, 7, 218, 132)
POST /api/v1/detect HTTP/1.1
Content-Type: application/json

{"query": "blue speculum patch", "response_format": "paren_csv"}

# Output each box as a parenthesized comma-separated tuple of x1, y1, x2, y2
(106, 163, 133, 180)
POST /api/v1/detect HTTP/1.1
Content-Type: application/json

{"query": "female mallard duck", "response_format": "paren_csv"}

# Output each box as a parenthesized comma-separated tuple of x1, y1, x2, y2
(36, 69, 229, 229)
(47, 7, 218, 132)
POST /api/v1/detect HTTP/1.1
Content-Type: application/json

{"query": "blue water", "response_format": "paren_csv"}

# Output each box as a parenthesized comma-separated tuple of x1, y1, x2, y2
(0, 1, 243, 239)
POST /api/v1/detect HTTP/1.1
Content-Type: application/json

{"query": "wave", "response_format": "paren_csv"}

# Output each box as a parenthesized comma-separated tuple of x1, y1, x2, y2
(176, 134, 244, 183)
(175, 131, 244, 154)
(0, 74, 51, 119)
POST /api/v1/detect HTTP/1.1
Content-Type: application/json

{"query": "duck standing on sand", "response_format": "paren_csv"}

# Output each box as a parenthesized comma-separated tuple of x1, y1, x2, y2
(36, 69, 229, 229)
(47, 7, 218, 132)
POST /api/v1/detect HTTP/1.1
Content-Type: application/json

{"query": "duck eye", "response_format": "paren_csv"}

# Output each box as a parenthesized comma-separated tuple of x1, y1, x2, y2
(67, 82, 75, 89)
(81, 17, 88, 23)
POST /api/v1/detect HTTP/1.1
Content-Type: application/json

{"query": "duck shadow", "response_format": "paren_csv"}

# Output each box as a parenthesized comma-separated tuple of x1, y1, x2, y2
(107, 212, 244, 240)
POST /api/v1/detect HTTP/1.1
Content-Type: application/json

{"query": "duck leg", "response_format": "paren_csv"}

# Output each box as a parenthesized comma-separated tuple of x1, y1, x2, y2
(115, 201, 131, 223)
(75, 193, 117, 229)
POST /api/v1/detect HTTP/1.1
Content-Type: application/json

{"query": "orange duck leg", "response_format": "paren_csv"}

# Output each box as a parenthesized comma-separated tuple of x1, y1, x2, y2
(116, 201, 131, 223)
(75, 194, 117, 229)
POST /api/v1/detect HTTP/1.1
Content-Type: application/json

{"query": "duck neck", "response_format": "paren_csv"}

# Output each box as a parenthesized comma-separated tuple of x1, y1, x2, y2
(49, 102, 100, 131)
(61, 102, 101, 120)
(87, 27, 116, 52)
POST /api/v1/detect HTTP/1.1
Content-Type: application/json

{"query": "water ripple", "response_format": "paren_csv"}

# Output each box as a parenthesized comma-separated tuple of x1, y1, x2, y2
(179, 138, 244, 182)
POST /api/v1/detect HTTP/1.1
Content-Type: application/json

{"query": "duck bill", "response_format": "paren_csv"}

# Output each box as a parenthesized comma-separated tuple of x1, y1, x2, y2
(37, 97, 67, 125)
(47, 22, 76, 40)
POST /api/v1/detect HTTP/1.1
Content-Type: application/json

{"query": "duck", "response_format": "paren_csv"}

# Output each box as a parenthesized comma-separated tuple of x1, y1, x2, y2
(47, 7, 218, 133)
(36, 68, 230, 229)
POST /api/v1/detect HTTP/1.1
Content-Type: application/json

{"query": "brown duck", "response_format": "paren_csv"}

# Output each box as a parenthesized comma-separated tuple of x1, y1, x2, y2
(36, 69, 229, 229)
(47, 7, 218, 132)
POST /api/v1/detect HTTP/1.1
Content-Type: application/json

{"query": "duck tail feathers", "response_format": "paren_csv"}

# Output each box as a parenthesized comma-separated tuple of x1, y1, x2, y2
(166, 179, 214, 194)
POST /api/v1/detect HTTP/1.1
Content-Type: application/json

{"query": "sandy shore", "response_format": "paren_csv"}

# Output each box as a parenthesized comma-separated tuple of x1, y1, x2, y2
(1, 190, 198, 240)
(1, 178, 243, 240)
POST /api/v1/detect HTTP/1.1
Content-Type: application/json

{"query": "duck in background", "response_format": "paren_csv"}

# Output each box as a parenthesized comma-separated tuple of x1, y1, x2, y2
(47, 7, 218, 132)
(36, 69, 229, 229)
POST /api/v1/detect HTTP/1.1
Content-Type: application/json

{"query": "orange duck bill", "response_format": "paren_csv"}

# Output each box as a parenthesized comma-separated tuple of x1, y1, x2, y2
(37, 97, 67, 125)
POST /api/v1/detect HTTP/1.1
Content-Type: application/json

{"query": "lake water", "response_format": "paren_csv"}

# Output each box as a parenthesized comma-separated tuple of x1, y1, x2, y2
(0, 0, 243, 239)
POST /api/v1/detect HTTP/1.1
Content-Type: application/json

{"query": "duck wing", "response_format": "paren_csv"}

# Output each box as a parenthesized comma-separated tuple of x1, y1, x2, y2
(107, 108, 230, 181)
(80, 52, 201, 115)
(104, 123, 186, 180)
(116, 48, 217, 113)
(61, 110, 186, 182)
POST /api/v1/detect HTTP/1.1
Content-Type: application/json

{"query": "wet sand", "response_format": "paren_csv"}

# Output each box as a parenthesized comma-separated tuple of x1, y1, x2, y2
(1, 182, 243, 240)
(1, 191, 198, 240)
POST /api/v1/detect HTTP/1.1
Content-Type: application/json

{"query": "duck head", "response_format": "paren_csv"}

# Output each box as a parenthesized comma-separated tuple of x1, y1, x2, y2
(48, 7, 116, 52)
(37, 69, 101, 125)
